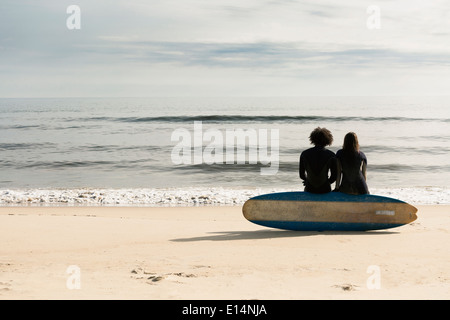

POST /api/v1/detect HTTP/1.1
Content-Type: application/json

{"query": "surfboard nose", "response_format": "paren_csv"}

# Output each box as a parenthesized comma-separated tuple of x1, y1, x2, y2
(409, 205, 418, 223)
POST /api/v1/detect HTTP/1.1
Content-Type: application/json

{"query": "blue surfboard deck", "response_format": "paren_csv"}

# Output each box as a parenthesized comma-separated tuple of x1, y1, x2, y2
(242, 192, 418, 231)
(248, 220, 404, 231)
(251, 191, 405, 203)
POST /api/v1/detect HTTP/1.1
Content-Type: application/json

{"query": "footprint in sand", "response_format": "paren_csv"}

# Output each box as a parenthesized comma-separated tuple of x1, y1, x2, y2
(131, 268, 197, 284)
(147, 275, 165, 282)
(0, 281, 12, 293)
(333, 283, 358, 291)
(172, 272, 196, 278)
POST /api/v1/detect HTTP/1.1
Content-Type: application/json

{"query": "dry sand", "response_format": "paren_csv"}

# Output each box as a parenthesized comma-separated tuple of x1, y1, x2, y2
(0, 205, 449, 300)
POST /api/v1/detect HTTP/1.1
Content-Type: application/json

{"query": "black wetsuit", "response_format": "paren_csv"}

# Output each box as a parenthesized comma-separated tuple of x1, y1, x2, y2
(299, 146, 337, 194)
(336, 149, 369, 195)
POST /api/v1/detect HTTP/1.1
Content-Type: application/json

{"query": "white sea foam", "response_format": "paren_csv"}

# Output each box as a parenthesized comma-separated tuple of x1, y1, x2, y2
(0, 187, 448, 206)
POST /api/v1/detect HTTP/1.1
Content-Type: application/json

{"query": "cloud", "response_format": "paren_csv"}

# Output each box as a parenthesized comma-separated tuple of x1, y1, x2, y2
(79, 37, 450, 72)
(1, 0, 450, 97)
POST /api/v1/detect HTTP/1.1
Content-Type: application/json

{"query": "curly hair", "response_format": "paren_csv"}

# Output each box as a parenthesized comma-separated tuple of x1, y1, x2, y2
(309, 127, 333, 147)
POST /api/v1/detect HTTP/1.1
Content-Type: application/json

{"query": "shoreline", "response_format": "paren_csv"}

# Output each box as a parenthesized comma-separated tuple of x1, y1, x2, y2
(1, 186, 449, 206)
(1, 205, 449, 300)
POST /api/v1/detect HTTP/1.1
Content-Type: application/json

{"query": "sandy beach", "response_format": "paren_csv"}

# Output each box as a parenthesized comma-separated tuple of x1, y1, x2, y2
(0, 205, 449, 300)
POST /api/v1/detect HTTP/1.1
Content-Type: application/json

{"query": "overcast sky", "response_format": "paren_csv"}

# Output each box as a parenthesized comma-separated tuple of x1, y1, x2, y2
(1, 0, 450, 97)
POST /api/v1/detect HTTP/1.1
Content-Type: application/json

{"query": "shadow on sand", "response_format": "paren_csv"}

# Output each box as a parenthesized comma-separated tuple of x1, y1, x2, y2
(170, 229, 397, 242)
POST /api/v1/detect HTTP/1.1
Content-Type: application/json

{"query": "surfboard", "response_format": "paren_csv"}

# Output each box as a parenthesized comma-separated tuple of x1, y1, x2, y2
(242, 192, 418, 231)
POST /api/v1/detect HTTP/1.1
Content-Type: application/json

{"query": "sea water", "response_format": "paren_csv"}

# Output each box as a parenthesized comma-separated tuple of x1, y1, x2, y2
(0, 96, 449, 205)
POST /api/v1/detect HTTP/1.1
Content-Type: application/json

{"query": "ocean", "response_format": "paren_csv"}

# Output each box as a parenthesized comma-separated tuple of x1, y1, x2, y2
(1, 96, 449, 205)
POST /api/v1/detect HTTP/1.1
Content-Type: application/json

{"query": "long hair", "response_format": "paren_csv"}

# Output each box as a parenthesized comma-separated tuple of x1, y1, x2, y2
(343, 132, 359, 155)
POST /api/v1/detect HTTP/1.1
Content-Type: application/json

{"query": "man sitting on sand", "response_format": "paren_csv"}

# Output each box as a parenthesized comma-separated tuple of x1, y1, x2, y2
(299, 127, 337, 194)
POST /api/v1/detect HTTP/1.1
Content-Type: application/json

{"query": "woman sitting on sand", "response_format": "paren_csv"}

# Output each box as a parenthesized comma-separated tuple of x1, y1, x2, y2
(335, 132, 369, 195)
